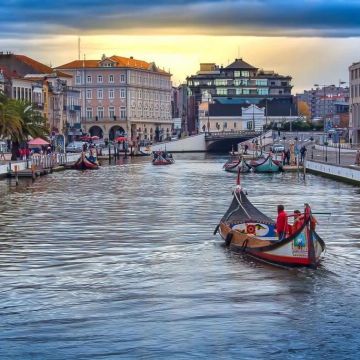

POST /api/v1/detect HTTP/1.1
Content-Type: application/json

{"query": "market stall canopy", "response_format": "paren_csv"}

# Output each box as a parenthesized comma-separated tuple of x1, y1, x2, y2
(27, 138, 50, 146)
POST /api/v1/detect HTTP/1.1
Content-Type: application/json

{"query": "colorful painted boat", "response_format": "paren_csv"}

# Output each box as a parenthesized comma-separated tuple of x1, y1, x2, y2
(152, 151, 174, 165)
(73, 152, 99, 170)
(223, 156, 251, 173)
(214, 173, 325, 268)
(250, 155, 282, 173)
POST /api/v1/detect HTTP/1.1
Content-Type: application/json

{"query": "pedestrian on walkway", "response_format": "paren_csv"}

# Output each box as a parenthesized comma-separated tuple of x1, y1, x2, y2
(355, 150, 360, 166)
(300, 146, 307, 164)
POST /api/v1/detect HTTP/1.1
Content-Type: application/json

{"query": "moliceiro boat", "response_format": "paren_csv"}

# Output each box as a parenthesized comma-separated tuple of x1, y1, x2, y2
(249, 154, 282, 173)
(214, 172, 325, 268)
(73, 152, 99, 170)
(152, 151, 174, 165)
(223, 156, 251, 173)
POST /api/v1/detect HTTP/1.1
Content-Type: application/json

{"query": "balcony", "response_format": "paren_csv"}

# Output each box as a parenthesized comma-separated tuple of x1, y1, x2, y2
(82, 116, 127, 123)
(64, 105, 81, 111)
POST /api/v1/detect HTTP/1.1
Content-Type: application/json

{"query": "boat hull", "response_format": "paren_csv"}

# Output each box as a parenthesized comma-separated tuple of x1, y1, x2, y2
(152, 159, 174, 165)
(219, 222, 324, 267)
(73, 154, 99, 170)
(224, 159, 251, 173)
(250, 156, 282, 173)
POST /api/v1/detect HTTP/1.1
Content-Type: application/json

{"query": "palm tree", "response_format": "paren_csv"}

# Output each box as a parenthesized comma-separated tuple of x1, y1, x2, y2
(0, 94, 49, 159)
(0, 94, 23, 143)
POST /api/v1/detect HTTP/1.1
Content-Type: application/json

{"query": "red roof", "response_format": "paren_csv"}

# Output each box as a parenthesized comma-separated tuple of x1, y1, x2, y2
(56, 55, 170, 75)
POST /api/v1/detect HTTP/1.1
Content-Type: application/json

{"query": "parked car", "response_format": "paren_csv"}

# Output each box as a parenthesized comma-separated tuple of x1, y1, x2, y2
(272, 144, 285, 153)
(66, 141, 85, 152)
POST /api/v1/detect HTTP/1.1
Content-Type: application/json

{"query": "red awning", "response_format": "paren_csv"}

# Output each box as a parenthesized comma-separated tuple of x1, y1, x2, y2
(115, 136, 127, 142)
(27, 138, 50, 146)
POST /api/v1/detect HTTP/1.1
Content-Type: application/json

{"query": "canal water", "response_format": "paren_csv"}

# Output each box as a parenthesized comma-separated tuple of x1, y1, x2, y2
(0, 154, 360, 359)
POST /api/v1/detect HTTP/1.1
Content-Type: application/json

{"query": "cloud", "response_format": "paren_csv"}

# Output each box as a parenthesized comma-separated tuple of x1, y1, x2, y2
(1, 0, 360, 38)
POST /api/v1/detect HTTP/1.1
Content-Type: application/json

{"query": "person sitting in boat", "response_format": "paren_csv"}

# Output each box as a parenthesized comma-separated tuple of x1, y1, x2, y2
(275, 205, 289, 240)
(292, 210, 304, 234)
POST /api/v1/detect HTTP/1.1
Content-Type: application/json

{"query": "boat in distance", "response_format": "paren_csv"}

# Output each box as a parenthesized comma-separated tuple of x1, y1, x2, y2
(152, 151, 174, 165)
(73, 152, 99, 170)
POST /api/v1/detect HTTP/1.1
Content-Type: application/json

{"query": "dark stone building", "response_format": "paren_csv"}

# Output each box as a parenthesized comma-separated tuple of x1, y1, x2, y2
(187, 58, 297, 130)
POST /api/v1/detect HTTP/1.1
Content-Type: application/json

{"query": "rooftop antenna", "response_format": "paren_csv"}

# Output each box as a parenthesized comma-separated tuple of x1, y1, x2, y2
(78, 37, 81, 60)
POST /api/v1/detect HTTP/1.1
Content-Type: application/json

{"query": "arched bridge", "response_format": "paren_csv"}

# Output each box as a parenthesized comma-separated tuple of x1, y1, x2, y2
(205, 130, 262, 152)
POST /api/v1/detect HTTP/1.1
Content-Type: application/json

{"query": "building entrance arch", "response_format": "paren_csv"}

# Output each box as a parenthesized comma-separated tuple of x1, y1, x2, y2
(109, 126, 125, 141)
(89, 126, 104, 138)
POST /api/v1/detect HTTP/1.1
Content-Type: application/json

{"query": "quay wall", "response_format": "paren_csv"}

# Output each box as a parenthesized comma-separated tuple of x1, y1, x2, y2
(151, 134, 206, 152)
(0, 153, 80, 179)
(306, 160, 360, 185)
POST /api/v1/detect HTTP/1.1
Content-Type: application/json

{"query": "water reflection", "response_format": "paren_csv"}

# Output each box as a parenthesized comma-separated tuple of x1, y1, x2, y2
(0, 154, 359, 359)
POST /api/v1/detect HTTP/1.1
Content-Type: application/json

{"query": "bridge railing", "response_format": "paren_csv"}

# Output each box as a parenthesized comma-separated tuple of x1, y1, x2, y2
(205, 130, 261, 139)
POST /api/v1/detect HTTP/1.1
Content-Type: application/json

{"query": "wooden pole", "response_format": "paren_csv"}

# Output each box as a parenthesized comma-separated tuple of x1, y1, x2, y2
(14, 165, 19, 186)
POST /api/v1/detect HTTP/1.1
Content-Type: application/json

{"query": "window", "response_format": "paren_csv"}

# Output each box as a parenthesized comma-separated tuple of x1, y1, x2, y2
(234, 71, 241, 77)
(76, 75, 81, 84)
(241, 71, 250, 77)
(138, 90, 142, 99)
(258, 88, 269, 95)
(247, 121, 253, 130)
(109, 106, 115, 118)
(97, 75, 103, 83)
(234, 122, 236, 128)
(216, 88, 227, 95)
(86, 107, 93, 119)
(120, 88, 126, 98)
(109, 89, 114, 99)
(109, 74, 114, 83)
(256, 79, 267, 86)
(120, 74, 125, 83)
(97, 89, 103, 99)
(97, 107, 104, 119)
(214, 79, 227, 86)
(86, 89, 92, 99)
(87, 75, 92, 83)
(120, 107, 126, 119)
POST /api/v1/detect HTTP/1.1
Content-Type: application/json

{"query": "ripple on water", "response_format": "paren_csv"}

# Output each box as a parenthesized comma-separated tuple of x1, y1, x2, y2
(0, 154, 360, 359)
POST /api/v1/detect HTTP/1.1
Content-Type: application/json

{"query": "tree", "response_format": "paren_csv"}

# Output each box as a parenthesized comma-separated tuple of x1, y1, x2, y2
(0, 94, 49, 159)
(0, 93, 23, 142)
(297, 101, 311, 121)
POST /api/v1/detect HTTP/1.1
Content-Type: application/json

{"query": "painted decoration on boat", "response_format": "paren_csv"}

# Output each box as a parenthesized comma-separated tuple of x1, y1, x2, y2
(292, 233, 308, 257)
(232, 223, 275, 237)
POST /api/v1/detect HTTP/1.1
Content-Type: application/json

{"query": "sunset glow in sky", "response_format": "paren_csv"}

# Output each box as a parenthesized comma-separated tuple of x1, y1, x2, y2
(1, 0, 360, 92)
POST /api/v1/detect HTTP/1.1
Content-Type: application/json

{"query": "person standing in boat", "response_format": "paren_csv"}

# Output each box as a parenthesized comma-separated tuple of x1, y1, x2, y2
(275, 205, 288, 240)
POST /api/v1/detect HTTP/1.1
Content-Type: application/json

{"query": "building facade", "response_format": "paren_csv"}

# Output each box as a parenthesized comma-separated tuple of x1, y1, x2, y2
(56, 55, 172, 142)
(187, 58, 296, 133)
(0, 52, 81, 139)
(349, 61, 360, 144)
(296, 85, 349, 127)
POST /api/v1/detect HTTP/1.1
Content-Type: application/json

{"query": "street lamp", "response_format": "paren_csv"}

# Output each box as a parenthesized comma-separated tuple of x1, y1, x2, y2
(310, 136, 314, 159)
(324, 141, 328, 162)
(314, 83, 335, 133)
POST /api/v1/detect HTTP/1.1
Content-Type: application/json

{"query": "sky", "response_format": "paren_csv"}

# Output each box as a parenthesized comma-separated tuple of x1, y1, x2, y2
(1, 0, 360, 93)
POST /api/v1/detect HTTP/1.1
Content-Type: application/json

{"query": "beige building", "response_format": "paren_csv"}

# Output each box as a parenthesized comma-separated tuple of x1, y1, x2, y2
(349, 61, 360, 144)
(56, 55, 172, 142)
(0, 53, 81, 139)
